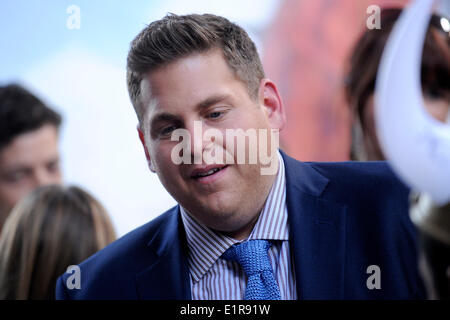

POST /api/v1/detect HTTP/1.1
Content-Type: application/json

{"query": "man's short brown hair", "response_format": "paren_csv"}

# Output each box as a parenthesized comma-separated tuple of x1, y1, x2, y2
(126, 13, 265, 122)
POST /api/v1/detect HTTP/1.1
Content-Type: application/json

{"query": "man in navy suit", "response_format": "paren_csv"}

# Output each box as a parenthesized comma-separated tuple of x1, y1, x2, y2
(56, 13, 425, 299)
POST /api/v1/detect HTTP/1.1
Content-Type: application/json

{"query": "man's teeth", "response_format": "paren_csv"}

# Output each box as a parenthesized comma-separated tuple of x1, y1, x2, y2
(197, 168, 220, 177)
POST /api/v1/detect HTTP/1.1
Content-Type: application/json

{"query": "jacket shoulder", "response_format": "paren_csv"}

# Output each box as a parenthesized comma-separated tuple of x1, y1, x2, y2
(307, 161, 410, 203)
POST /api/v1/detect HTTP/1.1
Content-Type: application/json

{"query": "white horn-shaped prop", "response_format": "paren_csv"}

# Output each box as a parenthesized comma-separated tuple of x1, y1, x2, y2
(375, 0, 450, 205)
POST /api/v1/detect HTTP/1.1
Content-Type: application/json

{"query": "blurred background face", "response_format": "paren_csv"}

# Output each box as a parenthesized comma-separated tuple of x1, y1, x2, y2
(140, 49, 279, 238)
(0, 124, 62, 229)
(361, 94, 450, 161)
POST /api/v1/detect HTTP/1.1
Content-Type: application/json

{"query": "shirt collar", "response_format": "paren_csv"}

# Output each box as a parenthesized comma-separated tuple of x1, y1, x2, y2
(180, 151, 289, 282)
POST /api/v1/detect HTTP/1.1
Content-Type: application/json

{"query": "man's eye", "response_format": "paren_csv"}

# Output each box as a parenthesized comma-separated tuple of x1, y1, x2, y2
(207, 111, 223, 119)
(160, 125, 178, 136)
(47, 161, 60, 173)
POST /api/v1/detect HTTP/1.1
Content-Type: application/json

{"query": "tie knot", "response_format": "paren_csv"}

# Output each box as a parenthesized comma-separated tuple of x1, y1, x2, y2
(222, 240, 273, 276)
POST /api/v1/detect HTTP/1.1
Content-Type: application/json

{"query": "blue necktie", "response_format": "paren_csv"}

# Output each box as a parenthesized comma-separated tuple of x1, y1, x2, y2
(222, 240, 281, 300)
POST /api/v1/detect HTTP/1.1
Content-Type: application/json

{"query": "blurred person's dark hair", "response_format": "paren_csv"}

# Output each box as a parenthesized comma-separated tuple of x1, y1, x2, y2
(0, 185, 116, 299)
(127, 13, 265, 123)
(0, 84, 62, 152)
(345, 8, 450, 161)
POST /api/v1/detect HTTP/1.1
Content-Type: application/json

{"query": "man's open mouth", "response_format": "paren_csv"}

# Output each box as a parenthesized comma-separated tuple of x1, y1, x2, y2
(191, 165, 228, 179)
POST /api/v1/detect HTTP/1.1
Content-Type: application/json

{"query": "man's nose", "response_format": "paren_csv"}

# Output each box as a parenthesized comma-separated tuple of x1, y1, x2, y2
(186, 120, 205, 164)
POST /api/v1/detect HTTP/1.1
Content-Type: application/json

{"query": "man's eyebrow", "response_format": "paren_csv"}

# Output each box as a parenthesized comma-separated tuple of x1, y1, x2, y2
(150, 113, 182, 129)
(195, 94, 230, 111)
(1, 166, 30, 177)
(150, 94, 230, 127)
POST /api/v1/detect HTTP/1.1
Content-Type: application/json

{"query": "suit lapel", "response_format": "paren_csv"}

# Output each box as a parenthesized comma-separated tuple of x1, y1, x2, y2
(281, 151, 347, 299)
(135, 206, 191, 299)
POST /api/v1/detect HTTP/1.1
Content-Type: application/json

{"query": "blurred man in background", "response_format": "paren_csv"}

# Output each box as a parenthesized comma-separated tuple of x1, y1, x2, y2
(0, 84, 63, 234)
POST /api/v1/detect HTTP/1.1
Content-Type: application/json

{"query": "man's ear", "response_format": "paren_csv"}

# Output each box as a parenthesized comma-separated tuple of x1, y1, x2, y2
(137, 126, 156, 173)
(259, 79, 286, 131)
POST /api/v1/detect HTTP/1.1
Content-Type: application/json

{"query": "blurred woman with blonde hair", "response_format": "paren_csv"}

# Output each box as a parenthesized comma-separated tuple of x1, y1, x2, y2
(0, 185, 116, 299)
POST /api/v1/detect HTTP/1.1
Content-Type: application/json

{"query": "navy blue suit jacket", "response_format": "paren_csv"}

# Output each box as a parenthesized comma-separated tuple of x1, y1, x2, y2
(56, 151, 425, 299)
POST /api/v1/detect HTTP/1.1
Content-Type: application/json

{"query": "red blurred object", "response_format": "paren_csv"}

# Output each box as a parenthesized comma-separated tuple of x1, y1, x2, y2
(263, 0, 409, 161)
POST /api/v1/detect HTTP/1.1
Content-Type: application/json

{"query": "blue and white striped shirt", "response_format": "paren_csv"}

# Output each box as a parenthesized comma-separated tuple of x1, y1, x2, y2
(180, 152, 297, 300)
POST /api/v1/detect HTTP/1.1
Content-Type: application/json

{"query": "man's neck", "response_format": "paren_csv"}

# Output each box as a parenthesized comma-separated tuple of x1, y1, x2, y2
(219, 209, 261, 241)
(218, 155, 281, 241)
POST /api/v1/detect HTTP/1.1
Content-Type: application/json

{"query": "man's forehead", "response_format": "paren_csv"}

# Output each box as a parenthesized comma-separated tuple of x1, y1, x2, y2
(0, 127, 59, 166)
(0, 144, 59, 162)
(139, 49, 235, 104)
